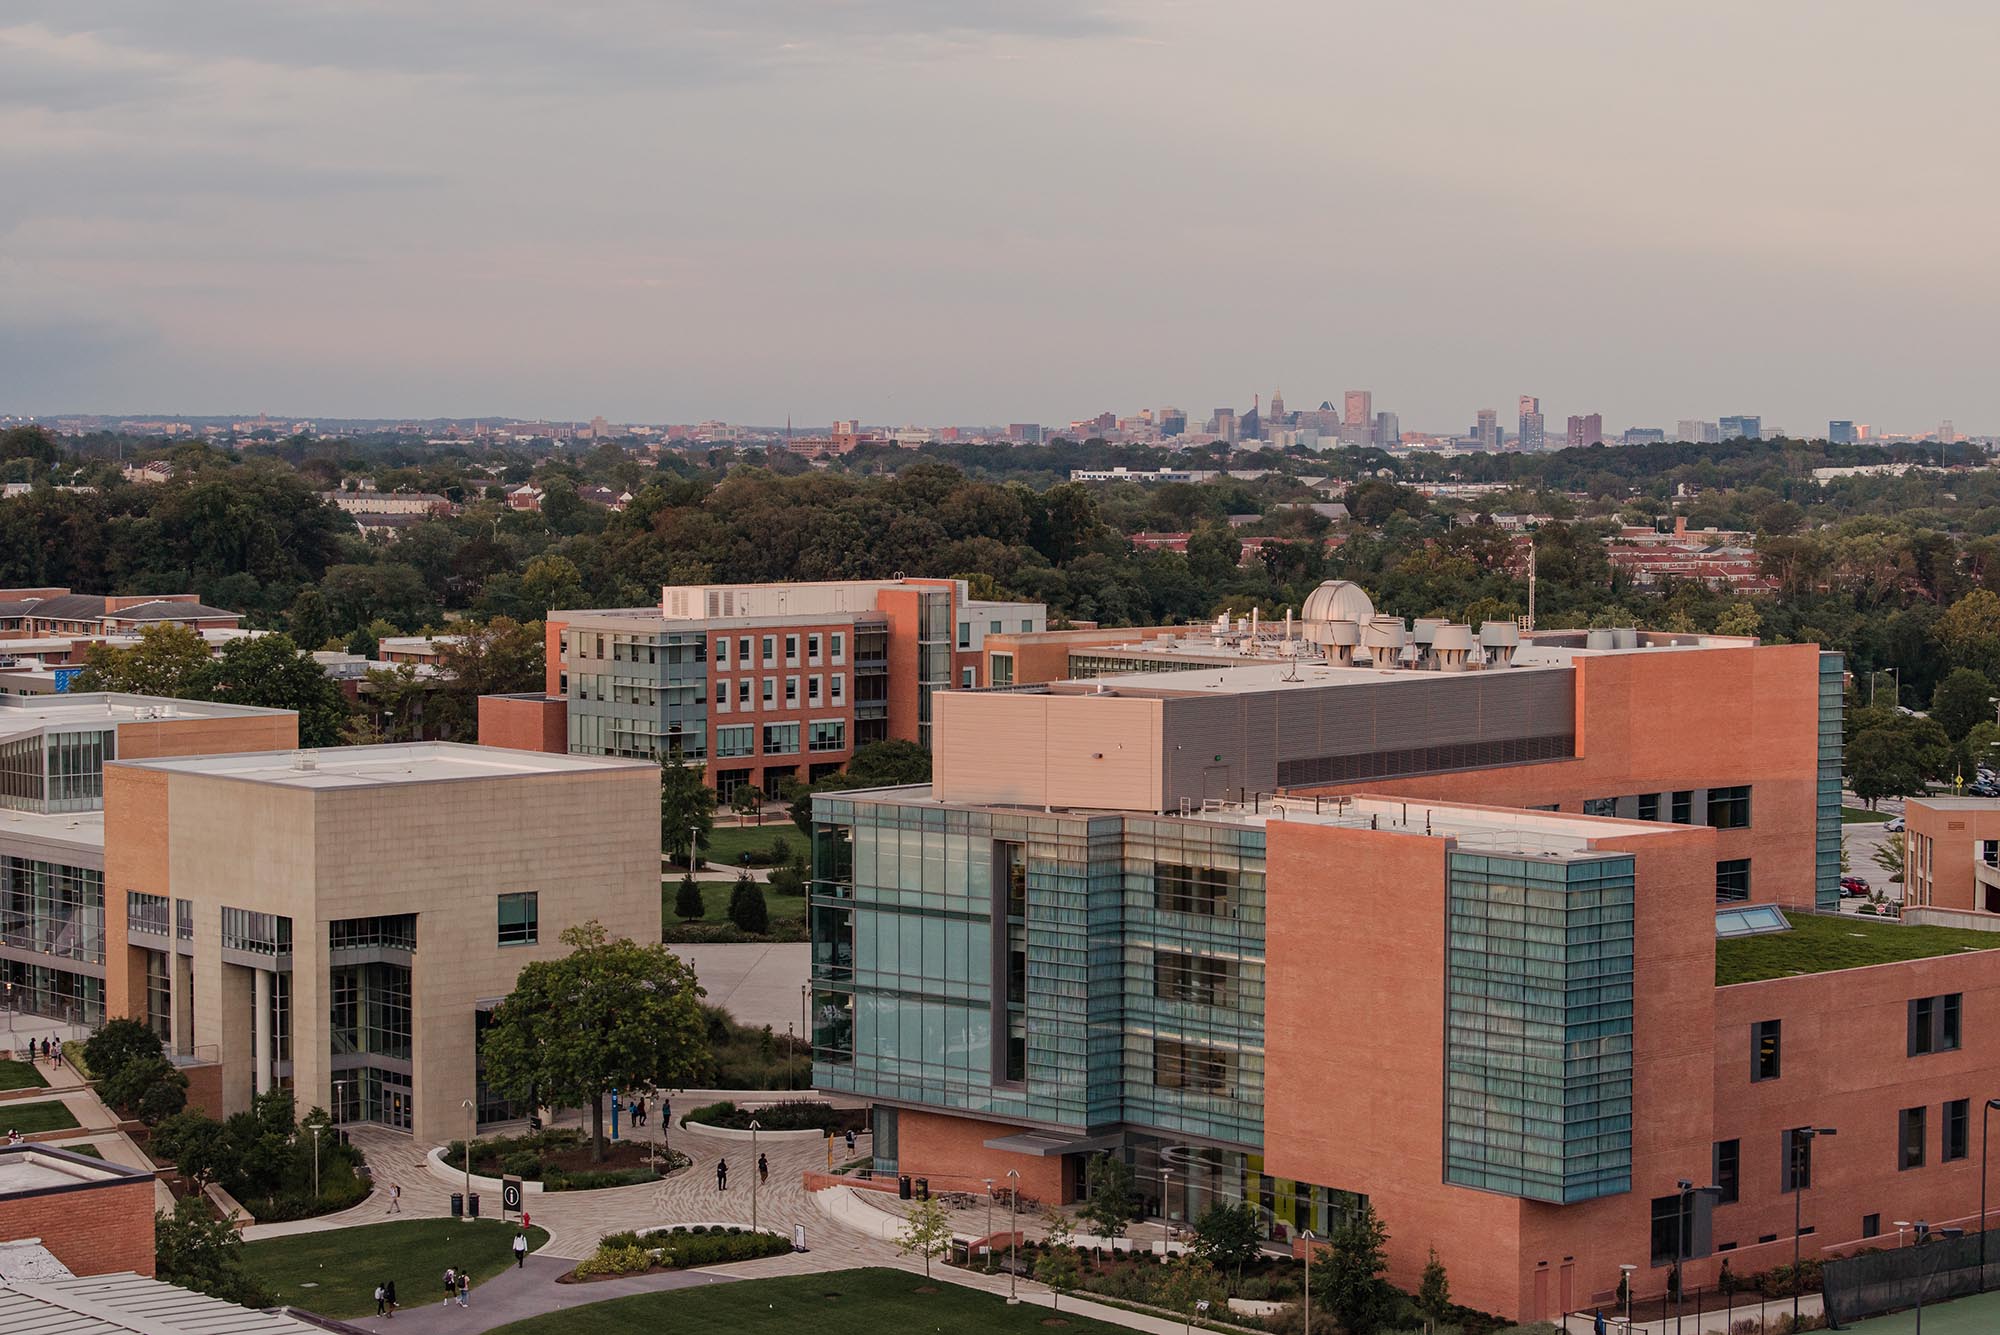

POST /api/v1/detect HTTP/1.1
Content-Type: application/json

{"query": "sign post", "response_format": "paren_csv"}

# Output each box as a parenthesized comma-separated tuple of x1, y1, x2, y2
(501, 1175, 524, 1220)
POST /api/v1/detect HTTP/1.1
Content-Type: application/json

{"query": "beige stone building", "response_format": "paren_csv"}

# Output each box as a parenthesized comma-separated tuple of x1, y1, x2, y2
(103, 743, 660, 1144)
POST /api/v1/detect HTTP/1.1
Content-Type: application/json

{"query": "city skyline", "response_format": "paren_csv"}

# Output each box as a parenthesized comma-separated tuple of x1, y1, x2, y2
(3, 3, 1996, 428)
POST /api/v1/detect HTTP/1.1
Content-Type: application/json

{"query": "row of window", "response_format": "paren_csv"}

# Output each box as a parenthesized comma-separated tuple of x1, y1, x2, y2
(956, 618, 1038, 648)
(714, 674, 847, 713)
(1585, 785, 1752, 829)
(714, 632, 846, 669)
(1752, 994, 1964, 1083)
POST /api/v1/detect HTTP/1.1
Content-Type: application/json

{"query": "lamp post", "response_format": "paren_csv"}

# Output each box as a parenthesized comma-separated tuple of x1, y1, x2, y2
(1007, 1168, 1021, 1304)
(1792, 1127, 1837, 1329)
(1619, 1263, 1637, 1330)
(1674, 1178, 1693, 1335)
(461, 1097, 476, 1214)
(309, 1120, 324, 1199)
(749, 1119, 761, 1234)
(1900, 1221, 1966, 1335)
(1983, 1099, 2000, 1289)
(1302, 1229, 1315, 1335)
(690, 825, 701, 875)
(1161, 1166, 1174, 1256)
(984, 1179, 995, 1272)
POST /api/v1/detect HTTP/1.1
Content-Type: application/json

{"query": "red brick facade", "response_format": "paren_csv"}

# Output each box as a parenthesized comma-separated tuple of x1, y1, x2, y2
(0, 1169, 156, 1276)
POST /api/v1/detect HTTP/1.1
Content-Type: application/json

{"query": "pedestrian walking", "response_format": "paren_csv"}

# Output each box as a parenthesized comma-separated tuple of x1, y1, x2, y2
(1592, 1309, 1607, 1335)
(513, 1231, 528, 1269)
(39, 1038, 48, 1061)
(633, 1096, 646, 1128)
(844, 1128, 856, 1155)
(374, 1284, 385, 1316)
(441, 1267, 456, 1309)
(383, 1279, 397, 1318)
(51, 1043, 61, 1067)
(757, 1152, 768, 1185)
(456, 1267, 470, 1307)
(716, 1157, 729, 1191)
(387, 1181, 401, 1214)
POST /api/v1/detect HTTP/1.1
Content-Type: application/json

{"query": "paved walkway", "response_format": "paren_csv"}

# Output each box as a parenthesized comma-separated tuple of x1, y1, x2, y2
(667, 944, 809, 1035)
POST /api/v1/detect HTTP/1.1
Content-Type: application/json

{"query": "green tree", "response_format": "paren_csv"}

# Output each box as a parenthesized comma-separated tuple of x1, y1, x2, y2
(83, 1017, 166, 1086)
(154, 1197, 273, 1308)
(897, 1194, 953, 1278)
(519, 553, 587, 613)
(728, 873, 769, 934)
(1937, 589, 2000, 680)
(1186, 520, 1244, 585)
(151, 1109, 231, 1188)
(286, 586, 333, 650)
(205, 633, 349, 747)
(1849, 722, 1943, 805)
(1714, 602, 1762, 637)
(1325, 1199, 1395, 1335)
(1035, 1241, 1081, 1309)
(100, 1053, 188, 1125)
(1155, 1256, 1227, 1323)
(1192, 1200, 1262, 1292)
(480, 920, 710, 1161)
(1931, 668, 1995, 742)
(846, 739, 934, 785)
(1078, 1153, 1137, 1238)
(674, 872, 705, 921)
(345, 624, 379, 658)
(661, 756, 715, 868)
(1417, 1246, 1452, 1332)
(1874, 831, 1905, 882)
(72, 623, 213, 696)
(430, 616, 546, 739)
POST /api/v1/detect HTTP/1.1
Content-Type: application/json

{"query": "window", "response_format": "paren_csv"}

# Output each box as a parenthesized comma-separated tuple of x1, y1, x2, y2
(1020, 619, 1033, 633)
(808, 721, 845, 752)
(1583, 797, 1616, 817)
(715, 637, 729, 666)
(1650, 1194, 1695, 1267)
(991, 654, 1014, 687)
(1638, 792, 1660, 822)
(808, 633, 822, 664)
(716, 725, 754, 758)
(808, 675, 823, 705)
(1782, 1127, 1814, 1192)
(785, 676, 798, 705)
(1154, 863, 1237, 917)
(762, 677, 776, 706)
(1672, 790, 1694, 824)
(832, 674, 846, 704)
(1753, 1020, 1782, 1082)
(739, 635, 752, 664)
(497, 892, 538, 947)
(1909, 993, 1963, 1056)
(1153, 1039, 1230, 1094)
(1708, 785, 1752, 829)
(1716, 859, 1752, 902)
(989, 619, 1002, 635)
(962, 667, 976, 687)
(1155, 952, 1229, 1006)
(737, 679, 752, 708)
(1945, 1098, 1970, 1162)
(1714, 1139, 1740, 1204)
(785, 634, 799, 665)
(761, 635, 776, 666)
(1863, 1214, 1881, 1239)
(957, 622, 971, 649)
(831, 632, 845, 663)
(1900, 1106, 1927, 1170)
(763, 723, 800, 755)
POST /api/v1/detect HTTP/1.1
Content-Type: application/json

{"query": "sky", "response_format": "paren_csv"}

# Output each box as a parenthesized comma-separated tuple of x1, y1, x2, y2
(3, 1, 1995, 434)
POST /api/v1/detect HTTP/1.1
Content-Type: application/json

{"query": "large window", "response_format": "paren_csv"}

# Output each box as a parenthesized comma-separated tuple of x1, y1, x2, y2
(1707, 785, 1752, 829)
(716, 725, 754, 758)
(1650, 1193, 1696, 1267)
(329, 915, 416, 952)
(1672, 790, 1693, 825)
(1583, 797, 1617, 817)
(1155, 952, 1230, 1006)
(1638, 792, 1660, 822)
(1753, 1020, 1782, 1082)
(220, 906, 291, 957)
(1945, 1098, 1970, 1163)
(1900, 1106, 1927, 1170)
(1782, 1126, 1815, 1191)
(1154, 864, 1236, 917)
(1909, 993, 1963, 1056)
(330, 961, 411, 1062)
(763, 723, 800, 755)
(1716, 859, 1752, 902)
(808, 721, 846, 753)
(1713, 1139, 1740, 1204)
(497, 892, 538, 947)
(127, 892, 169, 938)
(1153, 1038, 1231, 1094)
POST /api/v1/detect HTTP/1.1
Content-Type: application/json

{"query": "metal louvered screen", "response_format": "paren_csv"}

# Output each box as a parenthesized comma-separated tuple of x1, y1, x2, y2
(1275, 732, 1575, 788)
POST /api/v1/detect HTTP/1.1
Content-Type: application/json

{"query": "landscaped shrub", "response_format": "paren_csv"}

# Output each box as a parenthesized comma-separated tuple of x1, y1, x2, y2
(679, 1098, 860, 1133)
(573, 1244, 654, 1277)
(572, 1226, 789, 1279)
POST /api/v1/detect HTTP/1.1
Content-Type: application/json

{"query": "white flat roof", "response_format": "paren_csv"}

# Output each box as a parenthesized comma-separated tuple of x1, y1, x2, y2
(112, 742, 653, 790)
(0, 1148, 135, 1195)
(0, 807, 104, 858)
(1044, 659, 1565, 696)
(0, 694, 288, 737)
(1215, 794, 1677, 859)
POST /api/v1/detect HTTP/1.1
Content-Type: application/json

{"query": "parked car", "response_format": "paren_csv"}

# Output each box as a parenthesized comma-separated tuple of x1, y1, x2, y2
(1840, 876, 1870, 897)
(1885, 816, 1905, 832)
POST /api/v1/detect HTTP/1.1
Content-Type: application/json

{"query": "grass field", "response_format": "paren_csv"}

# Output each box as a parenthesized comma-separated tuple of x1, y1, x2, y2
(2, 1099, 80, 1134)
(1717, 911, 2000, 985)
(0, 1059, 48, 1091)
(1843, 807, 1894, 823)
(662, 879, 807, 929)
(1838, 1286, 2000, 1333)
(242, 1218, 549, 1318)
(488, 1268, 1131, 1335)
(698, 822, 801, 868)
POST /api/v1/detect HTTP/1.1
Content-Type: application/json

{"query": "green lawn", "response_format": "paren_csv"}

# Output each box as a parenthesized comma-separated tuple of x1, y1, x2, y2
(1843, 807, 1894, 824)
(1836, 1285, 2000, 1333)
(0, 1059, 48, 1091)
(242, 1218, 549, 1318)
(1717, 911, 2000, 985)
(662, 879, 807, 929)
(488, 1267, 1133, 1335)
(698, 822, 801, 868)
(3, 1099, 80, 1134)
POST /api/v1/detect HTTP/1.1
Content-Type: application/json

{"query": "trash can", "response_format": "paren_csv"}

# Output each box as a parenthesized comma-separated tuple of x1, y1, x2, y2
(915, 1178, 929, 1201)
(450, 1193, 464, 1218)
(467, 1193, 480, 1219)
(898, 1175, 912, 1200)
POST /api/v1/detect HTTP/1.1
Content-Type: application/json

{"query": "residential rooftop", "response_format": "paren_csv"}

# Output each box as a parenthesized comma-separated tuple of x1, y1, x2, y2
(110, 741, 653, 790)
(1715, 910, 2000, 985)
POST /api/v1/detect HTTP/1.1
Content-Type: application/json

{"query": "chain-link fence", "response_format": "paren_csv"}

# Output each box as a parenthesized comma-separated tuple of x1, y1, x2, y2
(1822, 1232, 1998, 1327)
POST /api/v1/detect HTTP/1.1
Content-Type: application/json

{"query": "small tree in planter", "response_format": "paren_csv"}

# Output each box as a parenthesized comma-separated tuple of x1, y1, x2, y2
(1078, 1153, 1137, 1239)
(1417, 1247, 1451, 1333)
(898, 1195, 953, 1279)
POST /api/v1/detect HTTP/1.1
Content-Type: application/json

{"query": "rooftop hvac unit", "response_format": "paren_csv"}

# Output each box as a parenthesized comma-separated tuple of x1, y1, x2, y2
(292, 749, 318, 772)
(1586, 628, 1616, 650)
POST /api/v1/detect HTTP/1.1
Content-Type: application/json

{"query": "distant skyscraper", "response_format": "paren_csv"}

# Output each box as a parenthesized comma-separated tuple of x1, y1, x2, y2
(1566, 413, 1604, 448)
(1475, 409, 1499, 451)
(1938, 420, 1955, 445)
(1676, 419, 1720, 444)
(1159, 408, 1187, 436)
(1007, 423, 1044, 444)
(1374, 411, 1400, 447)
(1210, 408, 1238, 441)
(1718, 415, 1761, 441)
(1827, 420, 1856, 445)
(1623, 428, 1666, 445)
(1269, 388, 1287, 426)
(1342, 390, 1374, 446)
(1240, 396, 1261, 442)
(1517, 396, 1544, 451)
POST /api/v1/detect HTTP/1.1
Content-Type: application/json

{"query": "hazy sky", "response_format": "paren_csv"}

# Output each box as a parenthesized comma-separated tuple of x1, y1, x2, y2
(4, 2, 1995, 432)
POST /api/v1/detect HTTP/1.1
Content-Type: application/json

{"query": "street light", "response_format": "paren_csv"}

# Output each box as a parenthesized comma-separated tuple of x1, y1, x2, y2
(749, 1119, 762, 1234)
(690, 825, 701, 875)
(1161, 1166, 1174, 1256)
(1983, 1099, 2000, 1290)
(1619, 1263, 1637, 1329)
(1301, 1229, 1315, 1335)
(461, 1097, 476, 1215)
(984, 1179, 996, 1273)
(1006, 1168, 1021, 1304)
(1792, 1128, 1837, 1329)
(1899, 1221, 1966, 1335)
(308, 1119, 324, 1199)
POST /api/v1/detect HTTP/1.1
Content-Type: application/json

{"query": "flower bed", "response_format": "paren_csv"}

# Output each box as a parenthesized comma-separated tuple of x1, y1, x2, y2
(565, 1225, 793, 1280)
(679, 1098, 865, 1134)
(443, 1127, 689, 1191)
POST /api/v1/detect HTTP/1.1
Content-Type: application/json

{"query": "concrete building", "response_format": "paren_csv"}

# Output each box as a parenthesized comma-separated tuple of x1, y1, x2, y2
(1719, 415, 1762, 442)
(807, 585, 1892, 1322)
(1567, 413, 1604, 448)
(1518, 395, 1545, 451)
(1475, 408, 1501, 451)
(483, 580, 1043, 801)
(1903, 796, 2000, 919)
(102, 743, 659, 1143)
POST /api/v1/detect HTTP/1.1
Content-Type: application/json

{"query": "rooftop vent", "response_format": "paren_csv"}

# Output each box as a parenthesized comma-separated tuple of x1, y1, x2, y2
(291, 750, 318, 772)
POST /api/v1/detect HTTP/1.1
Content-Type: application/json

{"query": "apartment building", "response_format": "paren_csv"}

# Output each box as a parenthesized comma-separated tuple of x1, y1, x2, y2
(802, 585, 1926, 1322)
(482, 579, 1044, 800)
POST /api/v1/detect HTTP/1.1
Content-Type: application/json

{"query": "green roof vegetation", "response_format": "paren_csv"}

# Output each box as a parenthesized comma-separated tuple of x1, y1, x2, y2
(1717, 911, 2000, 985)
